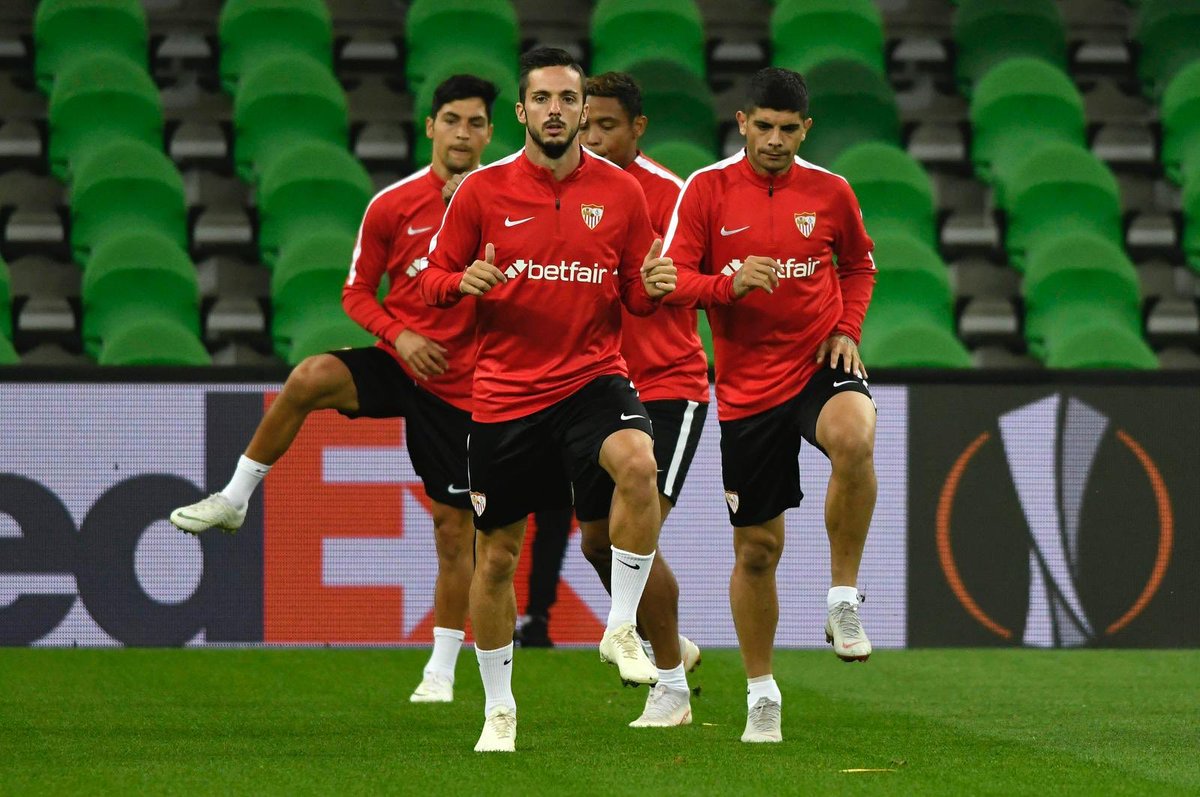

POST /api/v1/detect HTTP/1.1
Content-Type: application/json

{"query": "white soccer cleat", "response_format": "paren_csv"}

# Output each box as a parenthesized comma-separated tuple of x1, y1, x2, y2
(599, 622, 658, 686)
(473, 706, 517, 753)
(825, 600, 872, 662)
(741, 697, 782, 743)
(680, 635, 702, 673)
(409, 672, 453, 703)
(629, 683, 692, 728)
(169, 493, 246, 534)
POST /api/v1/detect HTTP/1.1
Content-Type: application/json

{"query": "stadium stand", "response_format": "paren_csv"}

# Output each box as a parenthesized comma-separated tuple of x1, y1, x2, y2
(0, 0, 1194, 368)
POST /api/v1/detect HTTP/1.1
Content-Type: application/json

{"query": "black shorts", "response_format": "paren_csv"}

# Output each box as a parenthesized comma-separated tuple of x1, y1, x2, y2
(719, 367, 874, 527)
(467, 374, 655, 529)
(572, 398, 708, 514)
(327, 346, 471, 510)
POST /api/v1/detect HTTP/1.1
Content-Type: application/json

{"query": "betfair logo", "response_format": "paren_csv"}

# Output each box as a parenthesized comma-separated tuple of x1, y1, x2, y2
(719, 257, 820, 278)
(504, 259, 611, 283)
(406, 257, 429, 278)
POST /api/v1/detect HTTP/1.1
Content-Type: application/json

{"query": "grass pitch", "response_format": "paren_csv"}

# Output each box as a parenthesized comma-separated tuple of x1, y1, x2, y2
(1, 648, 1196, 795)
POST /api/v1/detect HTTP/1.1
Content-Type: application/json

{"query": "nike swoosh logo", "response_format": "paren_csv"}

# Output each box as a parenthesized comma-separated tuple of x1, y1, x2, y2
(503, 658, 512, 665)
(446, 485, 470, 494)
(504, 216, 534, 227)
(617, 559, 641, 570)
(407, 224, 434, 236)
(620, 413, 645, 421)
(720, 225, 750, 236)
(832, 380, 858, 387)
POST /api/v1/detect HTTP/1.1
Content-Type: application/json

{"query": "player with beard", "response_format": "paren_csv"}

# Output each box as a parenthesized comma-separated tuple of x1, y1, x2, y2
(169, 75, 498, 704)
(420, 48, 678, 752)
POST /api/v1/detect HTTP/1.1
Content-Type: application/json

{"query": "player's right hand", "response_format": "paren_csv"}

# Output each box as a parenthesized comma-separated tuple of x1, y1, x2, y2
(732, 255, 781, 297)
(459, 242, 507, 296)
(394, 329, 448, 380)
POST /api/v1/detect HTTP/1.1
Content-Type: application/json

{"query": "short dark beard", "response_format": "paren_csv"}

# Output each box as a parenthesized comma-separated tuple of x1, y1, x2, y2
(529, 122, 579, 160)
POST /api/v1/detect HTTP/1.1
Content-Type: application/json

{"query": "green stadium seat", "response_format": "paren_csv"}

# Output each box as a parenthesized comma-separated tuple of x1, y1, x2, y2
(69, 140, 188, 267)
(34, 0, 147, 93)
(287, 315, 376, 365)
(0, 334, 16, 364)
(1161, 61, 1200, 184)
(48, 52, 162, 181)
(233, 54, 348, 182)
(623, 59, 717, 153)
(405, 0, 519, 90)
(859, 321, 974, 368)
(257, 141, 373, 268)
(97, 318, 211, 366)
(271, 233, 366, 360)
(697, 309, 713, 366)
(218, 0, 333, 94)
(1042, 324, 1158, 369)
(591, 0, 706, 77)
(953, 0, 1067, 94)
(831, 142, 937, 249)
(969, 58, 1085, 194)
(1134, 0, 1200, 97)
(644, 140, 714, 180)
(1023, 233, 1153, 368)
(1182, 163, 1200, 272)
(1003, 143, 1123, 270)
(801, 59, 900, 167)
(411, 54, 521, 167)
(0, 254, 11, 341)
(771, 0, 885, 76)
(81, 231, 201, 359)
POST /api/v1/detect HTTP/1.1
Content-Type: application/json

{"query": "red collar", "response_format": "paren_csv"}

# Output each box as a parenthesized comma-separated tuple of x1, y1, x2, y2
(516, 146, 590, 186)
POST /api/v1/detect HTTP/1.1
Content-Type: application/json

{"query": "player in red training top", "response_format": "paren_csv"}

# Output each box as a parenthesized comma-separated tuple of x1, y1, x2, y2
(662, 67, 879, 744)
(420, 48, 677, 753)
(169, 75, 499, 704)
(571, 70, 710, 727)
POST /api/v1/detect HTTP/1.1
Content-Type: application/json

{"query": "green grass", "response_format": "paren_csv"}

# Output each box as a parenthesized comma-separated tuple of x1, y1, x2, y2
(1, 648, 1197, 795)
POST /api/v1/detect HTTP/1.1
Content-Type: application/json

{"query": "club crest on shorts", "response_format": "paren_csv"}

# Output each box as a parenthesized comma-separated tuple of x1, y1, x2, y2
(470, 491, 487, 517)
(724, 490, 740, 514)
(794, 212, 816, 238)
(580, 204, 604, 230)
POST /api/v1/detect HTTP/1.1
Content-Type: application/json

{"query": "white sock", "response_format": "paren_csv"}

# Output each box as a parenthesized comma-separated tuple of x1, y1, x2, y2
(424, 626, 465, 680)
(657, 663, 688, 692)
(606, 546, 655, 630)
(220, 455, 270, 509)
(828, 586, 859, 609)
(747, 675, 782, 710)
(641, 637, 655, 665)
(476, 643, 516, 715)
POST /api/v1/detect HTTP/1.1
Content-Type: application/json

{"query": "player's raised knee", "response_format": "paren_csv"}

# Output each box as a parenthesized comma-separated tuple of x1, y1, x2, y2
(283, 354, 347, 409)
(823, 423, 875, 468)
(476, 532, 522, 581)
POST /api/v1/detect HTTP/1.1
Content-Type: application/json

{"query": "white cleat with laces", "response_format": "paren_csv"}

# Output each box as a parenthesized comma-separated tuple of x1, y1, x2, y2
(741, 697, 783, 743)
(680, 635, 702, 672)
(169, 493, 246, 534)
(630, 683, 692, 728)
(825, 600, 872, 662)
(599, 622, 658, 686)
(474, 706, 517, 753)
(409, 672, 453, 703)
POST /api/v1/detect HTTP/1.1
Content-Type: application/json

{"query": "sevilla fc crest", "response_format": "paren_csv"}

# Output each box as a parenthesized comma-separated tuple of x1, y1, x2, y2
(470, 491, 487, 517)
(581, 204, 604, 230)
(794, 212, 816, 238)
(724, 490, 740, 514)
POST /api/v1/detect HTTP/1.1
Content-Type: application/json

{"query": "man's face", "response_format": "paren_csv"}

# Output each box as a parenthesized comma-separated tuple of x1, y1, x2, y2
(517, 66, 587, 160)
(580, 95, 644, 168)
(426, 97, 492, 174)
(737, 107, 812, 175)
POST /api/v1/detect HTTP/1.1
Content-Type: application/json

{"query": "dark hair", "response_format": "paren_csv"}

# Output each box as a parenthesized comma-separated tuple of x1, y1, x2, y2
(745, 67, 809, 116)
(585, 71, 643, 120)
(518, 47, 586, 103)
(431, 74, 499, 120)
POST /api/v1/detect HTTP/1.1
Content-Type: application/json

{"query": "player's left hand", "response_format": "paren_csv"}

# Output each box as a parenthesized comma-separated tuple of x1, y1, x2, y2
(441, 172, 468, 205)
(816, 333, 868, 379)
(641, 238, 676, 298)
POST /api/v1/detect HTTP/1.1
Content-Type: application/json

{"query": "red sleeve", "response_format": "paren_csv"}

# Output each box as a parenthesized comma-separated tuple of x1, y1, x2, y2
(661, 177, 737, 308)
(342, 198, 406, 344)
(832, 180, 877, 344)
(619, 186, 660, 317)
(419, 176, 480, 308)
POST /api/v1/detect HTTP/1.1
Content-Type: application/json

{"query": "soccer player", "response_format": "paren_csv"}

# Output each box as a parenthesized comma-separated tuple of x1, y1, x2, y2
(662, 67, 878, 744)
(420, 48, 677, 753)
(576, 71, 709, 727)
(169, 74, 499, 704)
